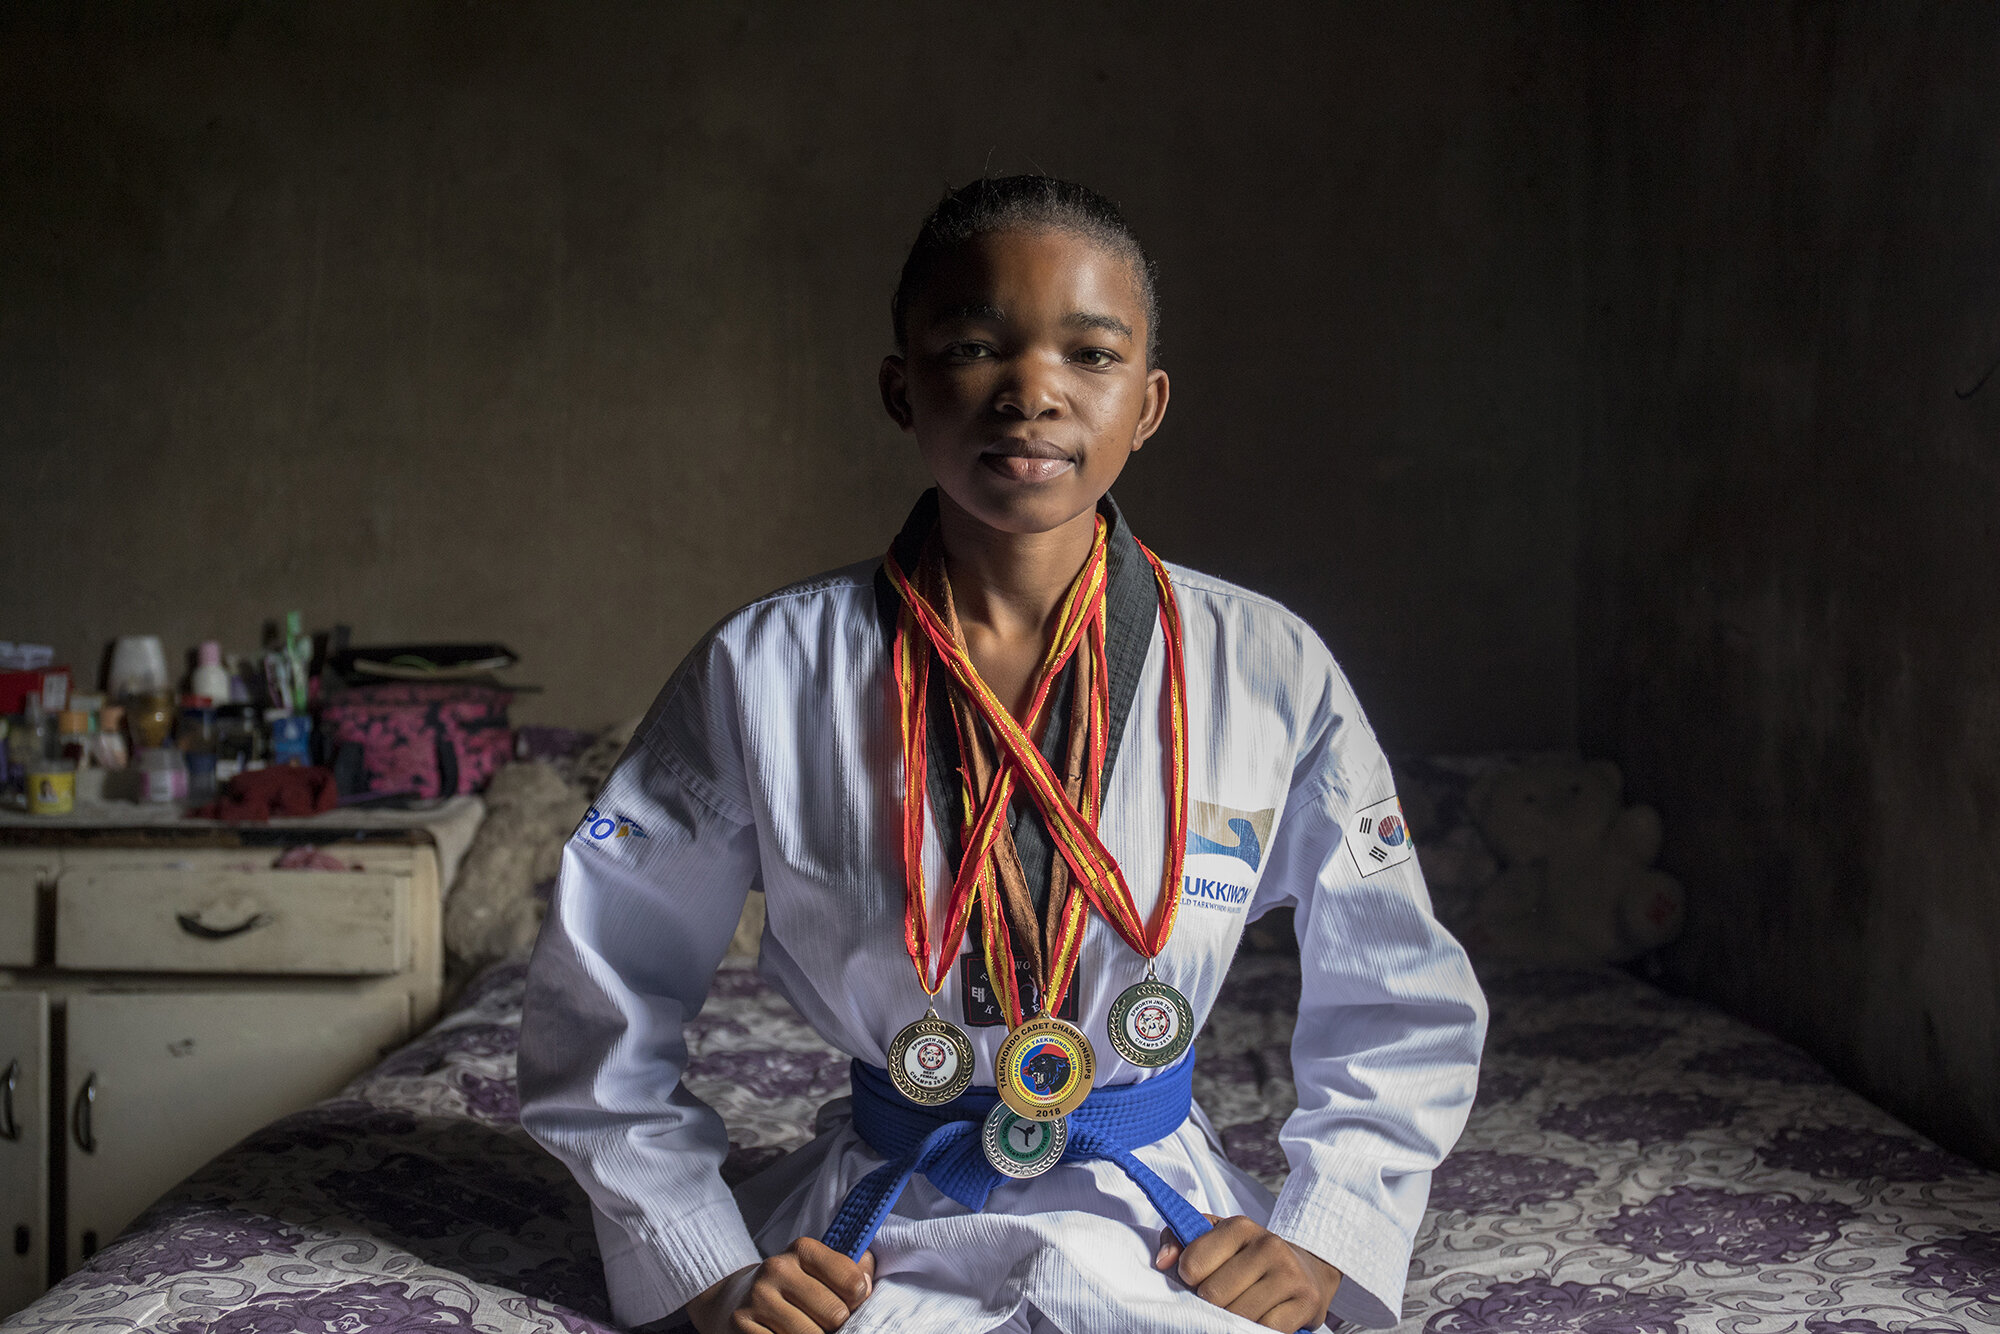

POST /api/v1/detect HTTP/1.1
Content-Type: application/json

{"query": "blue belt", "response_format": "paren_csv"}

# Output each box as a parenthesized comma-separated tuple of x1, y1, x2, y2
(822, 1057, 1319, 1333)
(820, 1055, 1211, 1260)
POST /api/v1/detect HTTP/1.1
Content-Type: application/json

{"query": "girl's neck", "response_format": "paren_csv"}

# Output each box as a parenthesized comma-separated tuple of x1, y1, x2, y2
(935, 492, 1098, 645)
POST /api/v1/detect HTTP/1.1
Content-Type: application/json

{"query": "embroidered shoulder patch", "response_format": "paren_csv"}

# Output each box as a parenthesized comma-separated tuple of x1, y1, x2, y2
(1346, 794, 1414, 878)
(574, 805, 647, 845)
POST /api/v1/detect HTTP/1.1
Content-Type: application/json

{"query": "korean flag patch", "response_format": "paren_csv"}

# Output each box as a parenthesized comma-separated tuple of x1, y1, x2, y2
(1346, 794, 1415, 878)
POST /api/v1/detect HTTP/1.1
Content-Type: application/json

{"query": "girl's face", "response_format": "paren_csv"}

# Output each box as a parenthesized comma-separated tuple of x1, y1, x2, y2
(882, 227, 1169, 538)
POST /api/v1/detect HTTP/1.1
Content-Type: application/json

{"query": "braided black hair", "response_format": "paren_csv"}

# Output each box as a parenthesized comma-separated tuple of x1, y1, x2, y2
(891, 175, 1161, 364)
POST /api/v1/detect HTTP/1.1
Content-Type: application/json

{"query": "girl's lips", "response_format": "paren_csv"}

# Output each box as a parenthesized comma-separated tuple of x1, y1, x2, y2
(980, 453, 1074, 483)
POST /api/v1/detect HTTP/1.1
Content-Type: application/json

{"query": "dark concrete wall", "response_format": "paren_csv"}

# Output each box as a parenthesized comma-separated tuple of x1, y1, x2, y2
(1576, 7, 2000, 1165)
(0, 3, 1583, 750)
(9, 1, 1993, 1168)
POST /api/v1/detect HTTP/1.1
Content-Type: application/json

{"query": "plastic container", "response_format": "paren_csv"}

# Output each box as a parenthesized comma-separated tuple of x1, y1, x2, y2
(128, 690, 175, 748)
(191, 640, 232, 707)
(92, 705, 129, 770)
(136, 746, 187, 804)
(178, 701, 218, 802)
(214, 704, 261, 783)
(107, 636, 170, 697)
(57, 710, 89, 765)
(9, 699, 51, 795)
(267, 710, 311, 767)
(27, 760, 75, 815)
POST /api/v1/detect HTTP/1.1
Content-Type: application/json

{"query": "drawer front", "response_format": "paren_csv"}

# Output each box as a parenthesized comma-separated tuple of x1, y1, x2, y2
(64, 987, 408, 1270)
(56, 870, 409, 975)
(0, 869, 41, 968)
(0, 991, 48, 1317)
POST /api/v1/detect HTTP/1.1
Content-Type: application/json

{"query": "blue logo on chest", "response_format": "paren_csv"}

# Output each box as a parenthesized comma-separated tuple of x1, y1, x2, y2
(1187, 817, 1261, 871)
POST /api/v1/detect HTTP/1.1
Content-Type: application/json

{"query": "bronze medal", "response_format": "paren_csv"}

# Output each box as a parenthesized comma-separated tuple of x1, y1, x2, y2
(1107, 977, 1194, 1068)
(995, 1014, 1096, 1121)
(981, 1101, 1068, 1178)
(887, 1014, 974, 1106)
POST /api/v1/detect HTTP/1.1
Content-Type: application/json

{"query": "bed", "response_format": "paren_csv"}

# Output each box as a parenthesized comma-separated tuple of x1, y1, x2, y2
(7, 943, 1997, 1334)
(7, 750, 1998, 1334)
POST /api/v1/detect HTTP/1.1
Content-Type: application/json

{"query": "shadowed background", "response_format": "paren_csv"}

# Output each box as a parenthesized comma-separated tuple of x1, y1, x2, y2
(2, 4, 1994, 1165)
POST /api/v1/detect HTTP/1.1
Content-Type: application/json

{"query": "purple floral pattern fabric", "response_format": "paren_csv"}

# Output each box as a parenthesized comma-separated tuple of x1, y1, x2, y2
(11, 955, 2000, 1334)
(1427, 1278, 1695, 1334)
(1681, 1040, 1830, 1085)
(1595, 1187, 1854, 1265)
(1901, 1230, 2000, 1303)
(1759, 1126, 1971, 1183)
(1430, 1151, 1596, 1214)
(1540, 1091, 1739, 1145)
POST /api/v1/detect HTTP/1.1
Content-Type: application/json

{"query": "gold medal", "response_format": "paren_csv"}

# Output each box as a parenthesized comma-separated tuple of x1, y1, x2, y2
(1107, 976, 1194, 1068)
(886, 1013, 974, 1105)
(981, 1102, 1068, 1178)
(995, 1014, 1095, 1120)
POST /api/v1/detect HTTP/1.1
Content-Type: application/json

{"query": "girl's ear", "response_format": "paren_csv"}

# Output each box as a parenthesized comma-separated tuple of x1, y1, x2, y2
(1132, 366, 1170, 452)
(880, 355, 914, 431)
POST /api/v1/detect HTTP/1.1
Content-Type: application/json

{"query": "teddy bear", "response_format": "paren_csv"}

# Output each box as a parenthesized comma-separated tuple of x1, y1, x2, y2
(1458, 757, 1685, 965)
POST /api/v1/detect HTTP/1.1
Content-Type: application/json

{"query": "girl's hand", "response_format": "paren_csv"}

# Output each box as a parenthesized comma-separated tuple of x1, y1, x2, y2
(685, 1238, 875, 1334)
(1154, 1214, 1342, 1332)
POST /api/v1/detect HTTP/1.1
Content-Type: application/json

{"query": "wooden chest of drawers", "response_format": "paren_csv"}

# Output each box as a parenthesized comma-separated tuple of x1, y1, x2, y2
(0, 831, 447, 1317)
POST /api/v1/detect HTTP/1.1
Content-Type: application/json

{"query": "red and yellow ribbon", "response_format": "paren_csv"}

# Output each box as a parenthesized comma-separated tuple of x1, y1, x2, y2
(887, 516, 1189, 1029)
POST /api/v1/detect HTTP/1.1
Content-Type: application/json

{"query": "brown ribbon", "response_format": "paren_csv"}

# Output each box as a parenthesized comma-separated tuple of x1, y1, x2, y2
(929, 548, 1097, 1009)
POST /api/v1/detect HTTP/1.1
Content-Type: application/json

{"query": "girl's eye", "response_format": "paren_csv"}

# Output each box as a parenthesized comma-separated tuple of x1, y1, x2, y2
(1073, 347, 1117, 367)
(945, 342, 992, 360)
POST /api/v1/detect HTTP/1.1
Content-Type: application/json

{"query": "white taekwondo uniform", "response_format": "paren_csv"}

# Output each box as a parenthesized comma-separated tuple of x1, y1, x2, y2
(519, 496, 1486, 1334)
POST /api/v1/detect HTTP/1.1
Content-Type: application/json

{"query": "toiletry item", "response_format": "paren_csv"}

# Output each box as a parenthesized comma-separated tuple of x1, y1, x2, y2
(191, 640, 232, 707)
(215, 704, 260, 782)
(39, 670, 69, 713)
(285, 612, 311, 711)
(6, 713, 32, 796)
(12, 697, 51, 765)
(26, 759, 74, 816)
(225, 653, 252, 703)
(128, 690, 175, 748)
(56, 710, 89, 765)
(92, 705, 129, 770)
(73, 765, 106, 803)
(108, 635, 170, 697)
(0, 643, 54, 671)
(267, 710, 311, 766)
(136, 746, 187, 803)
(178, 700, 218, 802)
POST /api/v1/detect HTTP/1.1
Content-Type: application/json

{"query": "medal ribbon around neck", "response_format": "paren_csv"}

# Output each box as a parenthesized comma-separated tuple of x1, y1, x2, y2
(886, 516, 1191, 1029)
(890, 519, 1110, 1012)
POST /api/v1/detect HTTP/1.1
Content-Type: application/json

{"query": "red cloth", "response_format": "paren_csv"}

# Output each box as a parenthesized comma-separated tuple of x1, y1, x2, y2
(193, 765, 340, 822)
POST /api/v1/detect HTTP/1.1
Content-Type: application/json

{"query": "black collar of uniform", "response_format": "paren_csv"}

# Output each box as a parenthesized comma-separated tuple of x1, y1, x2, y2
(872, 488, 1157, 895)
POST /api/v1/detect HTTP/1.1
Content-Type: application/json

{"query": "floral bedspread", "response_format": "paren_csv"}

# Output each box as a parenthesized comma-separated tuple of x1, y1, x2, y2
(7, 955, 1997, 1334)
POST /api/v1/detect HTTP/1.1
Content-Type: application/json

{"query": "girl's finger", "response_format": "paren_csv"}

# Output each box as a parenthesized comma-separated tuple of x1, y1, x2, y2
(793, 1238, 870, 1309)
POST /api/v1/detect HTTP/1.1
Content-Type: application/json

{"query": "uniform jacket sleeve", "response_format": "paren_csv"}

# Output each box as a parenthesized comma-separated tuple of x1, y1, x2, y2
(1250, 650, 1488, 1329)
(518, 637, 765, 1329)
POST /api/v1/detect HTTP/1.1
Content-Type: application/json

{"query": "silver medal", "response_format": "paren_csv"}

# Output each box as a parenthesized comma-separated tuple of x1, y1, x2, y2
(1107, 975, 1195, 1067)
(887, 1013, 975, 1105)
(981, 1101, 1068, 1178)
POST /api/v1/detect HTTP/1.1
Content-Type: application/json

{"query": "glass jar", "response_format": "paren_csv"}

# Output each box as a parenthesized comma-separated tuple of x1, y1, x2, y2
(127, 690, 176, 748)
(177, 702, 218, 803)
(214, 704, 262, 783)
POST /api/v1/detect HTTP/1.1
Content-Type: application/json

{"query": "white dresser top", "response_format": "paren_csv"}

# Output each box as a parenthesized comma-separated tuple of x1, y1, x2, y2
(0, 795, 486, 894)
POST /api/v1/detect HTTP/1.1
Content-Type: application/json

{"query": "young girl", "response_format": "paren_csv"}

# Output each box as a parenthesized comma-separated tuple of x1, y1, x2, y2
(520, 177, 1485, 1334)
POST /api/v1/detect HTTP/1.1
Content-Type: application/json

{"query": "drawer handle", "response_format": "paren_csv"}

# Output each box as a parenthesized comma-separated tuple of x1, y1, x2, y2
(72, 1074, 96, 1153)
(0, 1059, 17, 1140)
(176, 911, 272, 940)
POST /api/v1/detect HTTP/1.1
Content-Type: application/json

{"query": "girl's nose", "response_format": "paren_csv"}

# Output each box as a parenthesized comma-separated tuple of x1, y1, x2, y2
(992, 356, 1065, 419)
